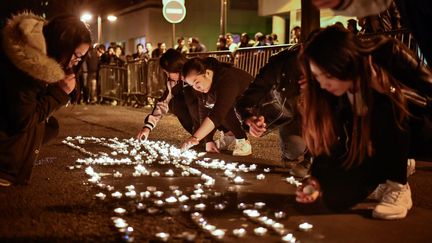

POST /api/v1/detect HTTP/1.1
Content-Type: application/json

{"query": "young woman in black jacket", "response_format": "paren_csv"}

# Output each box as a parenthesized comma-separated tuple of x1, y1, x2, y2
(181, 57, 254, 156)
(296, 26, 432, 220)
(0, 13, 91, 186)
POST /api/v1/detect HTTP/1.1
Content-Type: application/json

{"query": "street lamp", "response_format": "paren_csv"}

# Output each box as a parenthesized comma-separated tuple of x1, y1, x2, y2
(81, 12, 117, 44)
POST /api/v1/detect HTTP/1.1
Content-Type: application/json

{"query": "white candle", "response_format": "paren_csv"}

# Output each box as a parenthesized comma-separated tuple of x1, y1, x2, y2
(155, 232, 169, 242)
(281, 233, 297, 243)
(243, 209, 260, 218)
(194, 203, 206, 211)
(233, 176, 244, 184)
(211, 229, 225, 239)
(254, 202, 266, 209)
(165, 196, 177, 204)
(154, 191, 164, 197)
(165, 169, 174, 177)
(95, 192, 106, 200)
(136, 203, 146, 210)
(254, 227, 268, 236)
(125, 191, 137, 198)
(233, 228, 246, 237)
(299, 222, 313, 232)
(274, 211, 286, 219)
(256, 174, 266, 180)
(111, 191, 123, 199)
(114, 207, 126, 215)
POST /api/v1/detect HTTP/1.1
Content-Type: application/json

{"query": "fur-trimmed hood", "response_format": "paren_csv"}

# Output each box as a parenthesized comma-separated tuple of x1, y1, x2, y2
(2, 12, 65, 83)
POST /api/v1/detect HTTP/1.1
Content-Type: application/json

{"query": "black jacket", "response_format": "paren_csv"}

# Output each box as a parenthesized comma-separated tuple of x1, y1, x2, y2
(0, 13, 69, 184)
(235, 44, 303, 131)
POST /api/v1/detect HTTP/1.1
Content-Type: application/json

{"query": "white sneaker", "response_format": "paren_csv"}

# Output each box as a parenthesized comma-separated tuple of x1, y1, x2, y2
(215, 132, 235, 150)
(232, 139, 252, 156)
(372, 180, 412, 220)
(369, 183, 387, 201)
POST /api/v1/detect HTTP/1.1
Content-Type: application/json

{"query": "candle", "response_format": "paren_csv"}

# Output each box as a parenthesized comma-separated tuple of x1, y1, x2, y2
(211, 229, 225, 239)
(113, 171, 122, 178)
(214, 203, 226, 210)
(233, 228, 246, 237)
(136, 203, 146, 210)
(233, 176, 244, 184)
(254, 202, 266, 209)
(155, 232, 169, 242)
(154, 200, 165, 207)
(243, 209, 260, 218)
(154, 191, 164, 197)
(194, 203, 206, 211)
(165, 169, 174, 177)
(178, 195, 189, 203)
(274, 211, 286, 219)
(254, 227, 268, 236)
(125, 191, 137, 198)
(95, 192, 106, 200)
(111, 191, 123, 199)
(114, 208, 126, 215)
(299, 222, 313, 232)
(281, 233, 297, 243)
(165, 196, 177, 204)
(181, 204, 191, 212)
(113, 219, 128, 229)
(256, 174, 265, 180)
(140, 191, 151, 198)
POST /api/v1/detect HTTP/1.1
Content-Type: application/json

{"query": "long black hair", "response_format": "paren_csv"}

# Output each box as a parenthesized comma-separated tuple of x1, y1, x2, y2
(43, 14, 91, 72)
(182, 57, 232, 77)
(159, 48, 187, 73)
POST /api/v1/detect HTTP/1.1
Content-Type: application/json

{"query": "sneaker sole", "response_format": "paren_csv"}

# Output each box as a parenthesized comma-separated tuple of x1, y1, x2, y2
(372, 210, 408, 220)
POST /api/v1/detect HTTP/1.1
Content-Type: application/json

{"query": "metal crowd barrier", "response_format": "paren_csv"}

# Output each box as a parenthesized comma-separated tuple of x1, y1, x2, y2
(99, 65, 128, 102)
(98, 29, 425, 106)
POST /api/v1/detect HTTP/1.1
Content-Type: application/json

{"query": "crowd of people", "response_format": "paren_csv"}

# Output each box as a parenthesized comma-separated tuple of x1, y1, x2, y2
(1, 0, 432, 223)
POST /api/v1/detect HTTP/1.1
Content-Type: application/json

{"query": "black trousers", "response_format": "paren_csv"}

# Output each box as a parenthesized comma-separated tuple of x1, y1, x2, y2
(168, 86, 200, 135)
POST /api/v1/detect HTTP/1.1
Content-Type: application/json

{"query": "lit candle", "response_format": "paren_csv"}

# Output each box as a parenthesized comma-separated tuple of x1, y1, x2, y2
(154, 200, 165, 207)
(299, 222, 313, 232)
(113, 171, 122, 178)
(114, 207, 126, 215)
(165, 196, 177, 204)
(181, 204, 191, 212)
(254, 227, 268, 236)
(194, 203, 206, 211)
(233, 176, 244, 184)
(95, 192, 106, 200)
(165, 169, 174, 177)
(274, 211, 286, 219)
(154, 191, 164, 197)
(155, 232, 169, 242)
(214, 203, 226, 210)
(243, 209, 260, 218)
(264, 168, 271, 172)
(111, 191, 123, 199)
(256, 174, 265, 180)
(254, 202, 266, 209)
(140, 191, 151, 198)
(211, 229, 225, 239)
(113, 219, 128, 229)
(125, 191, 137, 198)
(281, 233, 297, 243)
(233, 228, 246, 237)
(136, 203, 146, 210)
(178, 195, 189, 202)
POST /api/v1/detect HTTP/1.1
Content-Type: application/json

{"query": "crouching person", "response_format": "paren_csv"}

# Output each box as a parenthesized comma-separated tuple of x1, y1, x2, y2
(296, 26, 432, 220)
(0, 13, 91, 186)
(235, 44, 311, 177)
(181, 57, 253, 156)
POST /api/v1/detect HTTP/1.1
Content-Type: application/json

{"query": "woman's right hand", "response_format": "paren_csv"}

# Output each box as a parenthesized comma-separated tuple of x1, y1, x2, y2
(296, 177, 321, 203)
(58, 74, 76, 94)
(136, 127, 151, 140)
(245, 116, 267, 137)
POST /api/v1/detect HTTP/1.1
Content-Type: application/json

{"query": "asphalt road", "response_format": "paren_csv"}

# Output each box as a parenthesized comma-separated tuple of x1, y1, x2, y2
(1, 104, 431, 242)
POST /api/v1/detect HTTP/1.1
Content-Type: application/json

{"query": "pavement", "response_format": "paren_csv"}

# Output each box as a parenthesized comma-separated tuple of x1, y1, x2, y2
(0, 104, 431, 243)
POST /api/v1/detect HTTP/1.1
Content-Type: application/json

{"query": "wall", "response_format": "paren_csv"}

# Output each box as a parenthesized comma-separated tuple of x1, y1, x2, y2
(97, 0, 271, 53)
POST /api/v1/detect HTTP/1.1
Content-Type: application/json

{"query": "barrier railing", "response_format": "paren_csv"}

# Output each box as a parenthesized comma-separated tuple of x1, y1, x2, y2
(98, 30, 426, 105)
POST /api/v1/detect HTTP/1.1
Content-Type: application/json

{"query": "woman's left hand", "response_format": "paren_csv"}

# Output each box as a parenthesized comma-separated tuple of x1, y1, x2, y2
(181, 136, 200, 151)
(296, 177, 321, 203)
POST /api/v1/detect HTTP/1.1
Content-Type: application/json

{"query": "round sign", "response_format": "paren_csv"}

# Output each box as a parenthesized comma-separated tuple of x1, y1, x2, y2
(162, 0, 186, 24)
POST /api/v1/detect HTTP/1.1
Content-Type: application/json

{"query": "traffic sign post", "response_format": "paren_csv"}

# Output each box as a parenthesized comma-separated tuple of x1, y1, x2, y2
(162, 0, 187, 47)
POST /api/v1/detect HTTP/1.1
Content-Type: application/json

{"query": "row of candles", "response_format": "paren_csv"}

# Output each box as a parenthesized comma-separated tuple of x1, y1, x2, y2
(65, 136, 314, 242)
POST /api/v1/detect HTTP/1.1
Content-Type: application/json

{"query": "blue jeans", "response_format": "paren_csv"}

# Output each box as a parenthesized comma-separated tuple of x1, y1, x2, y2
(278, 119, 306, 161)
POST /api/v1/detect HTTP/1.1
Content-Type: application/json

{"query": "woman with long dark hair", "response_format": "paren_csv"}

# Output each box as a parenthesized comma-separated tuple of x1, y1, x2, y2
(181, 57, 254, 156)
(0, 13, 91, 186)
(296, 26, 432, 219)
